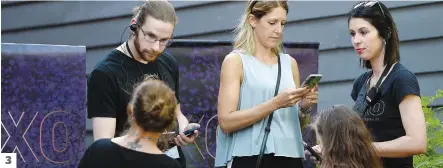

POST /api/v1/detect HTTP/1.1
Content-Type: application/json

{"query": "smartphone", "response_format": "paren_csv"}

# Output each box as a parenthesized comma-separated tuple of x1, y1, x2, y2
(301, 74, 322, 89)
(183, 125, 200, 137)
(159, 125, 200, 150)
(303, 141, 321, 161)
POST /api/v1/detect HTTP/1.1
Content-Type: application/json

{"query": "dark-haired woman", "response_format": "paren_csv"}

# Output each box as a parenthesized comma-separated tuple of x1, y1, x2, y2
(308, 1, 426, 168)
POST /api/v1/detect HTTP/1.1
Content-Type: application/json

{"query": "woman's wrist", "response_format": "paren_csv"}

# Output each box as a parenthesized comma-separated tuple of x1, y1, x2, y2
(302, 100, 311, 109)
(299, 99, 312, 114)
(267, 97, 281, 112)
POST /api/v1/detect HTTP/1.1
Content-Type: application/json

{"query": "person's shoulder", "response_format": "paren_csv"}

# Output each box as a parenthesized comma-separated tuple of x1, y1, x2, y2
(88, 49, 126, 79)
(92, 49, 125, 73)
(80, 139, 123, 168)
(282, 53, 297, 67)
(351, 70, 370, 100)
(158, 52, 178, 67)
(387, 63, 418, 88)
(89, 139, 115, 149)
(387, 63, 420, 103)
(223, 51, 242, 65)
(172, 159, 181, 168)
(391, 63, 416, 79)
(354, 70, 371, 85)
(351, 69, 371, 95)
(82, 139, 116, 158)
(154, 154, 182, 168)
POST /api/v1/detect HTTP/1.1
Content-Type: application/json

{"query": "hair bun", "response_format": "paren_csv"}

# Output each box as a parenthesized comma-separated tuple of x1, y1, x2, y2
(152, 98, 165, 115)
(129, 78, 177, 133)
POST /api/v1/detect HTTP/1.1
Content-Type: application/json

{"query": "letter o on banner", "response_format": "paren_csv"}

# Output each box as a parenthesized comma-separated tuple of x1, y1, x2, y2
(40, 110, 83, 165)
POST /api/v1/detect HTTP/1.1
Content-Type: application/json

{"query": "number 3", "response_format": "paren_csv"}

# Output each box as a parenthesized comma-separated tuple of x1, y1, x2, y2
(5, 156, 11, 164)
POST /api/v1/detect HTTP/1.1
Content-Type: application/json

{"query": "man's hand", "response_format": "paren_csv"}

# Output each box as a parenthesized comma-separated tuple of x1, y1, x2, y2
(174, 123, 200, 146)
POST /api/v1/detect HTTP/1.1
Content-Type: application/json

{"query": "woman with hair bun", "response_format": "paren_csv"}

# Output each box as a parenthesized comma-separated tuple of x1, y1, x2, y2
(79, 77, 181, 168)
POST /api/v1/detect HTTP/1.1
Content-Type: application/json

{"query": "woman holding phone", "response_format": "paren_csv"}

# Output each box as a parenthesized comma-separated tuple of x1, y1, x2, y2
(215, 1, 318, 167)
(306, 1, 426, 168)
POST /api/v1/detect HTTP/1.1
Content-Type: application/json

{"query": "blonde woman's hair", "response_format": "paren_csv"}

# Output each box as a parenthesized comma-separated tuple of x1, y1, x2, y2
(233, 0, 288, 56)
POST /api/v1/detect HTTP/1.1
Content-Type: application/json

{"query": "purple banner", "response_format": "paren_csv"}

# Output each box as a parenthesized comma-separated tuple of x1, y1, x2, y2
(1, 43, 87, 168)
(165, 40, 319, 168)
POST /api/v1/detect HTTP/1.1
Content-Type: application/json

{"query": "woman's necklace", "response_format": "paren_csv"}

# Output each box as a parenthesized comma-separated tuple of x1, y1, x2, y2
(259, 54, 274, 67)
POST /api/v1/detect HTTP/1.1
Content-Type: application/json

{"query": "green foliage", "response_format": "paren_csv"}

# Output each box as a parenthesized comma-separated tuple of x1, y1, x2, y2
(414, 89, 443, 168)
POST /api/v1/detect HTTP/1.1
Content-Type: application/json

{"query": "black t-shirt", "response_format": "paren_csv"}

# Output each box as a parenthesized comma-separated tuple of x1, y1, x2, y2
(351, 63, 420, 168)
(87, 49, 180, 136)
(78, 139, 181, 168)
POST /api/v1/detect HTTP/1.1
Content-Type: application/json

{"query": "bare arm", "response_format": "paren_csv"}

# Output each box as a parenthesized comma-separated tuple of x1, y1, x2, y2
(290, 57, 304, 117)
(91, 117, 116, 141)
(290, 57, 301, 88)
(87, 70, 118, 141)
(290, 57, 316, 115)
(217, 53, 281, 134)
(175, 104, 189, 133)
(373, 95, 427, 157)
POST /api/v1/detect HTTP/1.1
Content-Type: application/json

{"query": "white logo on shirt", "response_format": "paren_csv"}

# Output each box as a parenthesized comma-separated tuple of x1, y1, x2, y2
(353, 100, 386, 117)
(369, 100, 385, 116)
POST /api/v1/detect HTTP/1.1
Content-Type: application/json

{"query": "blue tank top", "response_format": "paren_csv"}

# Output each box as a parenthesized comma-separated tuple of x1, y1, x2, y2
(214, 50, 305, 167)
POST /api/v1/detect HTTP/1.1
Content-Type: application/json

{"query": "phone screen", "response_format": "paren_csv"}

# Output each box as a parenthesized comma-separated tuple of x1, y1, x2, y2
(302, 75, 322, 88)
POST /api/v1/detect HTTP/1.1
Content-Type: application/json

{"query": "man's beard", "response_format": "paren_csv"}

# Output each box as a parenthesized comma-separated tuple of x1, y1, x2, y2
(134, 35, 162, 62)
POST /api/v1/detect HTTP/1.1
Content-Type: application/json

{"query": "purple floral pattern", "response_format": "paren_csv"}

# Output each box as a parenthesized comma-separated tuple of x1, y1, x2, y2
(1, 43, 86, 168)
(166, 41, 319, 168)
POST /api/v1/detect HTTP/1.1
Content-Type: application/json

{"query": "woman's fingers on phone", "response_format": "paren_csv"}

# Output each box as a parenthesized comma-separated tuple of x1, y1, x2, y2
(309, 85, 318, 92)
(312, 145, 322, 153)
(304, 150, 319, 163)
(293, 87, 309, 96)
(175, 134, 187, 146)
(290, 99, 299, 107)
(285, 88, 305, 98)
(174, 138, 181, 146)
(310, 156, 320, 164)
(306, 96, 318, 102)
(310, 91, 319, 97)
(310, 156, 316, 160)
(180, 133, 193, 143)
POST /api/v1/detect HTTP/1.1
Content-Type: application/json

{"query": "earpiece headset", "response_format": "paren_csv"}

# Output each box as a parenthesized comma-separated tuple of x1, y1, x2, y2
(129, 23, 138, 33)
(127, 0, 144, 37)
(119, 0, 144, 49)
(118, 1, 162, 80)
(365, 62, 397, 106)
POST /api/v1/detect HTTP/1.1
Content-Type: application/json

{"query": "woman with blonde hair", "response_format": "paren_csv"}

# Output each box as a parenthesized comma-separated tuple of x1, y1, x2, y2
(215, 1, 318, 167)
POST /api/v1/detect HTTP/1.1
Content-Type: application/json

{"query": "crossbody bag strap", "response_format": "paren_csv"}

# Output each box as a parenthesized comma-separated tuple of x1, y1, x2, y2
(256, 54, 282, 168)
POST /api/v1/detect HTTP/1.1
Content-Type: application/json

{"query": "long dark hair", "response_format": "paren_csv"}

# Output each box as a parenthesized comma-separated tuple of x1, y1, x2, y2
(348, 1, 400, 69)
(312, 105, 381, 168)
